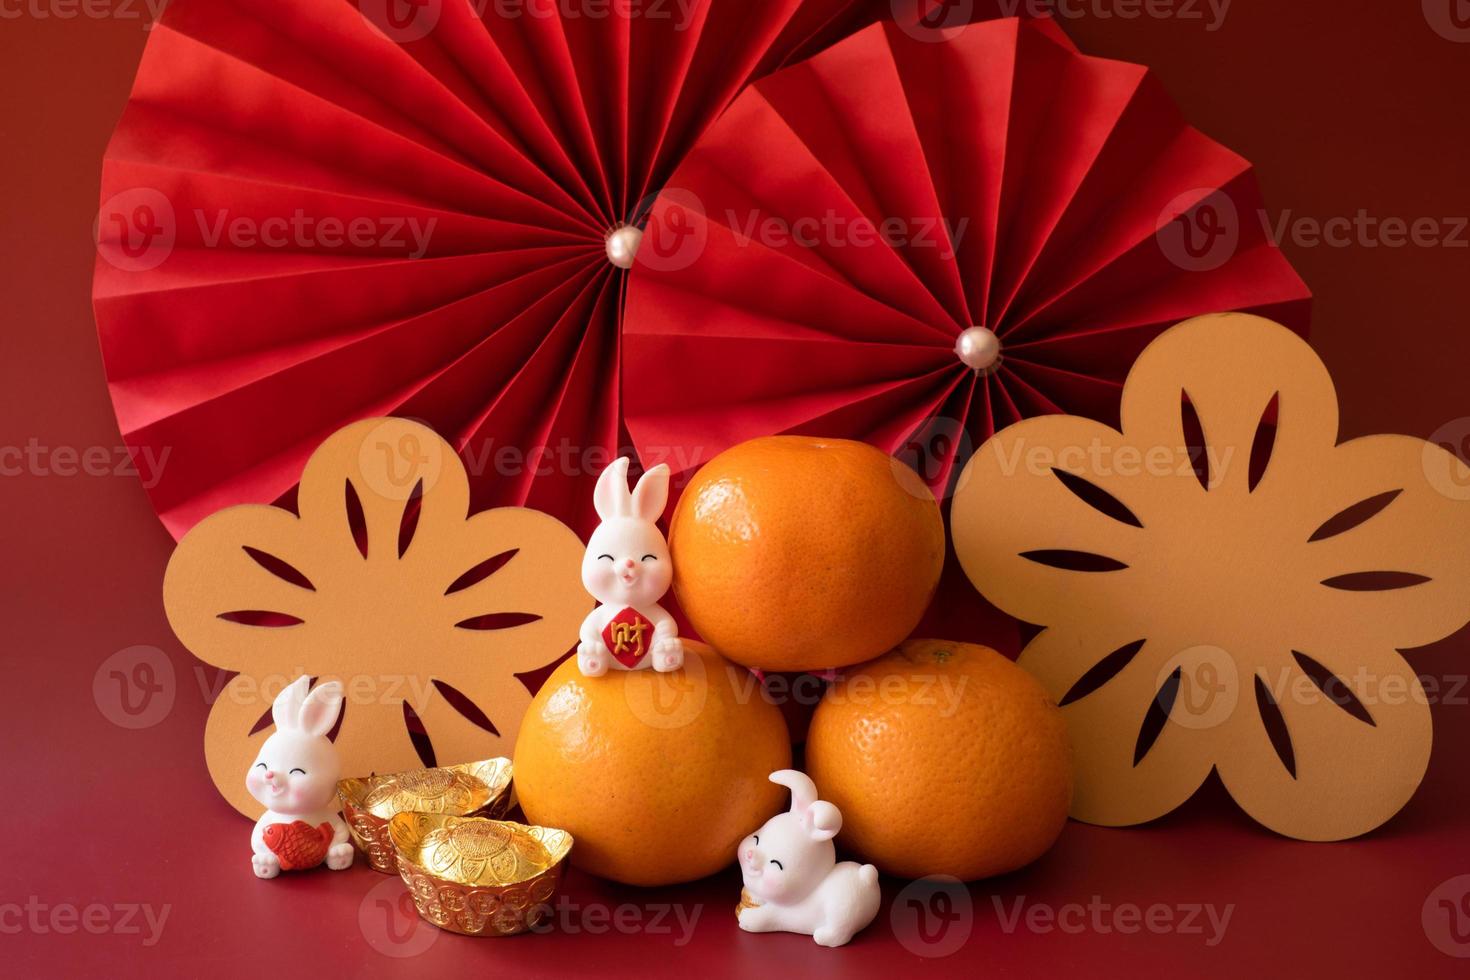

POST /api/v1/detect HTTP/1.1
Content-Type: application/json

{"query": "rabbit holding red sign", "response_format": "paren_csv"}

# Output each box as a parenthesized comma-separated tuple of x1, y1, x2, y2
(577, 458, 685, 677)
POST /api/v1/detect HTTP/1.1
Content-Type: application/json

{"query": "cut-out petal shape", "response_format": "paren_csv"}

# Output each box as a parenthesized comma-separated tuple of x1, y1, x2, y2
(1017, 627, 1216, 828)
(242, 546, 316, 591)
(454, 612, 544, 631)
(1059, 639, 1147, 707)
(1290, 651, 1375, 727)
(1021, 549, 1129, 573)
(445, 550, 520, 596)
(1320, 572, 1431, 592)
(955, 313, 1470, 840)
(165, 418, 589, 818)
(1308, 490, 1402, 543)
(1051, 469, 1144, 528)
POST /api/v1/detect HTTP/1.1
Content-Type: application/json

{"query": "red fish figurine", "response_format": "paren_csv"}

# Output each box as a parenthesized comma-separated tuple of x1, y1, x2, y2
(262, 821, 334, 871)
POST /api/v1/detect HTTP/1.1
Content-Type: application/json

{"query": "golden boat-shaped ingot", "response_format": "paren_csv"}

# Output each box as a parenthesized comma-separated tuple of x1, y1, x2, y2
(388, 813, 573, 937)
(337, 758, 513, 873)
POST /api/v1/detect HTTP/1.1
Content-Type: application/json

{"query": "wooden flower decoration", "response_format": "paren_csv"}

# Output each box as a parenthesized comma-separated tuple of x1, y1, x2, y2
(164, 418, 589, 818)
(952, 314, 1470, 840)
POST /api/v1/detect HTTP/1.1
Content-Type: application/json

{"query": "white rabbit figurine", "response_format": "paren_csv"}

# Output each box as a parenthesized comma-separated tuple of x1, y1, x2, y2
(245, 676, 354, 878)
(738, 770, 881, 947)
(577, 456, 685, 676)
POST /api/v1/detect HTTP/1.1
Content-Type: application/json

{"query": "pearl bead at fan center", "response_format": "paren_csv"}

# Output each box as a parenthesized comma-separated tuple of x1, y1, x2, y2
(955, 326, 1002, 373)
(605, 225, 643, 269)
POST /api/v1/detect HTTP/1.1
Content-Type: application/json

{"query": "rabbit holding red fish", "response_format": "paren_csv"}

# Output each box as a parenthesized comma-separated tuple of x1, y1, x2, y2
(246, 676, 354, 878)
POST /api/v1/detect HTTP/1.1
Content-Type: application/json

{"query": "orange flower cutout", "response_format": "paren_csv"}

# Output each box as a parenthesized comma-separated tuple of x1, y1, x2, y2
(952, 314, 1470, 840)
(164, 418, 589, 818)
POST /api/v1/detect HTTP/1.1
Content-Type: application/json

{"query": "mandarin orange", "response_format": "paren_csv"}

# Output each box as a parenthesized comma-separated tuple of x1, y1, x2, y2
(806, 639, 1073, 880)
(669, 436, 944, 672)
(513, 641, 790, 886)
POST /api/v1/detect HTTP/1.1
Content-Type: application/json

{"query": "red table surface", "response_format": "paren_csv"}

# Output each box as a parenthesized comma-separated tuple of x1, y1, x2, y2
(4, 3, 1470, 977)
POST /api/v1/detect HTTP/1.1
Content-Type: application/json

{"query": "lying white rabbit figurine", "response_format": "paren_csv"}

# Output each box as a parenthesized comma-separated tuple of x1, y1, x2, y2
(245, 676, 354, 878)
(577, 456, 685, 676)
(738, 770, 881, 947)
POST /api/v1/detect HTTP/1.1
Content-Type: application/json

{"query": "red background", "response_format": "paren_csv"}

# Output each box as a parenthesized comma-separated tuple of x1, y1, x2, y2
(4, 2, 1470, 976)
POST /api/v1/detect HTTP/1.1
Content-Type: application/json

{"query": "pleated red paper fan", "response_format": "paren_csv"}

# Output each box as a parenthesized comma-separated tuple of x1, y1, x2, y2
(623, 17, 1311, 498)
(92, 0, 951, 538)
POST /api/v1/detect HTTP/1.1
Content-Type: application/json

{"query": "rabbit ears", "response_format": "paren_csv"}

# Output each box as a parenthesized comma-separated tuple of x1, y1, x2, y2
(271, 675, 343, 738)
(770, 769, 842, 842)
(593, 457, 670, 522)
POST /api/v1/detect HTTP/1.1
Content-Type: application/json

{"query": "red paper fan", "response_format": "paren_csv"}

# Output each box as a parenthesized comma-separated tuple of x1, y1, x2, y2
(92, 0, 947, 538)
(623, 17, 1311, 497)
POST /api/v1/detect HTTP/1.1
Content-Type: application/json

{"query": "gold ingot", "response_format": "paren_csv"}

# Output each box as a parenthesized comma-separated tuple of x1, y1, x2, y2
(388, 813, 573, 937)
(338, 758, 513, 873)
